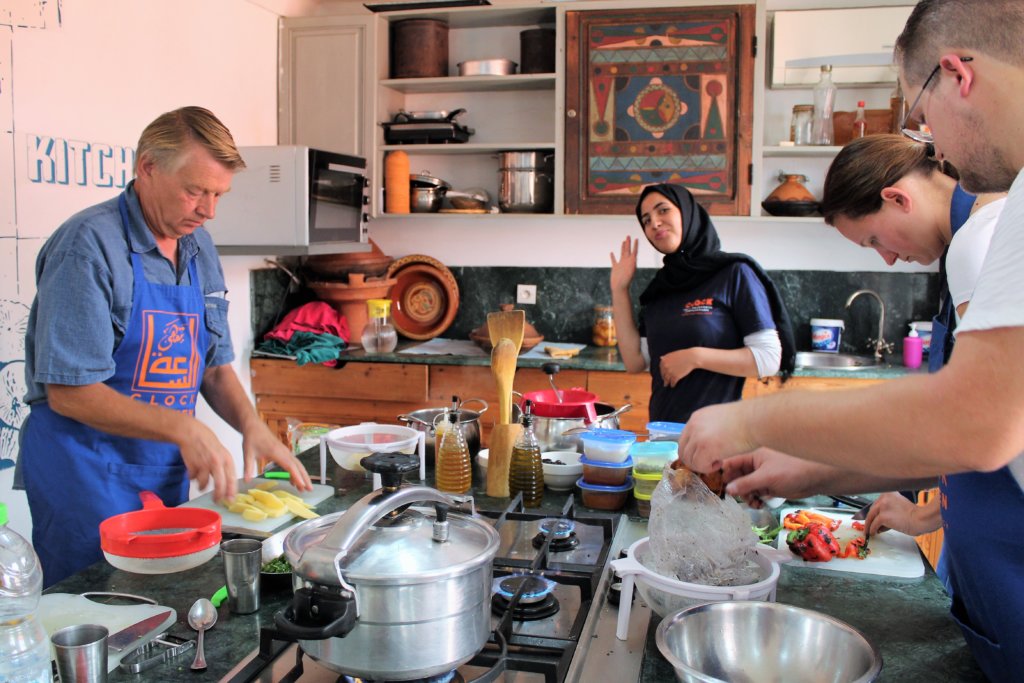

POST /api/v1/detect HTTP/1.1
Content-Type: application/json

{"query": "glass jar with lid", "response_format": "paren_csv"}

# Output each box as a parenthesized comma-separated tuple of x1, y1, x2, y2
(790, 104, 814, 146)
(361, 298, 398, 353)
(592, 305, 617, 347)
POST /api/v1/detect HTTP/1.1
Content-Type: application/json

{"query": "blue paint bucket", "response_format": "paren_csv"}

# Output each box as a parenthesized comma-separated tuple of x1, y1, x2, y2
(810, 318, 844, 353)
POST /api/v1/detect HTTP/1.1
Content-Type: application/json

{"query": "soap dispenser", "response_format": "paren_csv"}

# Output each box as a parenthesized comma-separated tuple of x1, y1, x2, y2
(903, 323, 923, 369)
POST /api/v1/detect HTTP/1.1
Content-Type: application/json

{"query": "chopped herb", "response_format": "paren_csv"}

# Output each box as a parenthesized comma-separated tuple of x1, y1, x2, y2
(261, 554, 292, 574)
(753, 524, 783, 545)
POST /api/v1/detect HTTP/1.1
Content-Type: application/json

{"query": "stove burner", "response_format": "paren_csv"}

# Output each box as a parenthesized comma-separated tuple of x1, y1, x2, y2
(341, 672, 463, 683)
(491, 574, 560, 621)
(532, 518, 580, 552)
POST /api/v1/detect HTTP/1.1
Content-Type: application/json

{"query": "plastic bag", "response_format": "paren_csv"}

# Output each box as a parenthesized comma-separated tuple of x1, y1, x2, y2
(647, 465, 760, 587)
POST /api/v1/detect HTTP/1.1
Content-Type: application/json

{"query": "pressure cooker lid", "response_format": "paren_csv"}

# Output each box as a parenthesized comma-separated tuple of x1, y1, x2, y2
(285, 500, 498, 585)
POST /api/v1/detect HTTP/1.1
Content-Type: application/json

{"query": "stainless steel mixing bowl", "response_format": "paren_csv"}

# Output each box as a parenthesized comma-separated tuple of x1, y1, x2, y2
(656, 601, 882, 683)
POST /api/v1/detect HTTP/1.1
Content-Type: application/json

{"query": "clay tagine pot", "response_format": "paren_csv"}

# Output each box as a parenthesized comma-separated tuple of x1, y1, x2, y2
(303, 239, 394, 282)
(469, 303, 545, 353)
(308, 273, 397, 347)
(762, 173, 820, 217)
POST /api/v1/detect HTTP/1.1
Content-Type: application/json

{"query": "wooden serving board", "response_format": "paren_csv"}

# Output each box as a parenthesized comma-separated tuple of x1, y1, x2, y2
(776, 506, 925, 578)
(180, 477, 335, 537)
(39, 594, 176, 673)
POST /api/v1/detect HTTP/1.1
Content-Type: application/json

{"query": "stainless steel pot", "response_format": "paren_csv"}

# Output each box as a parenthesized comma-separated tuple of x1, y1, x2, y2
(497, 151, 554, 213)
(513, 400, 631, 452)
(277, 454, 499, 680)
(410, 185, 445, 212)
(397, 398, 488, 462)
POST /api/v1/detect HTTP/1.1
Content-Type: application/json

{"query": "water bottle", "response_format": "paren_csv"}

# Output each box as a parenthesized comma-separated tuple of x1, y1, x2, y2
(0, 503, 52, 683)
(811, 65, 837, 145)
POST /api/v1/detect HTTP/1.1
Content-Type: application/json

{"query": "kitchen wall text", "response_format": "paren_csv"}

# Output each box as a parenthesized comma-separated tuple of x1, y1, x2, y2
(26, 134, 134, 188)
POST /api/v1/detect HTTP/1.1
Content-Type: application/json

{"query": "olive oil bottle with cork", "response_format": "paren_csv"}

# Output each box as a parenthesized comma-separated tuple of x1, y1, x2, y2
(435, 396, 471, 494)
(508, 399, 544, 507)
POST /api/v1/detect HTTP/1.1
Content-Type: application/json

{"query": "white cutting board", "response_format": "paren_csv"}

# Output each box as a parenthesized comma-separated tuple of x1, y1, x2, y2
(39, 594, 176, 673)
(776, 506, 925, 578)
(180, 477, 335, 536)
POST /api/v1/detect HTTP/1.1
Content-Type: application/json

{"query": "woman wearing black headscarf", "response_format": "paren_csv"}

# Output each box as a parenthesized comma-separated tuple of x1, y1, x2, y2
(610, 183, 796, 423)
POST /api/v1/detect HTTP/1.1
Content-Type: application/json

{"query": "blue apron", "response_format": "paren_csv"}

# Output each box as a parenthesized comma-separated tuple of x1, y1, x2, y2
(22, 193, 208, 587)
(928, 185, 976, 372)
(939, 469, 1024, 681)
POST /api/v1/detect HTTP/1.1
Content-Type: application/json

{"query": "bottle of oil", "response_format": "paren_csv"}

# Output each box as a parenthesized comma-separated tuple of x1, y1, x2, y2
(435, 395, 471, 494)
(508, 400, 544, 507)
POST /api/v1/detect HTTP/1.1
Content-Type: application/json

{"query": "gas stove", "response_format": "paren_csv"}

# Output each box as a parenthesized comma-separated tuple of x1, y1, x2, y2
(223, 497, 621, 683)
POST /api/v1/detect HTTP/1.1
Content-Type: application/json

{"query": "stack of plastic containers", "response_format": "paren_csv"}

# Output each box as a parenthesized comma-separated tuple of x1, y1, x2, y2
(576, 429, 636, 510)
(646, 421, 686, 442)
(629, 441, 679, 517)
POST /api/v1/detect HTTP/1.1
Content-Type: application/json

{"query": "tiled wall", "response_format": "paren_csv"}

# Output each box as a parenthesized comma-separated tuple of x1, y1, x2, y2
(253, 266, 938, 355)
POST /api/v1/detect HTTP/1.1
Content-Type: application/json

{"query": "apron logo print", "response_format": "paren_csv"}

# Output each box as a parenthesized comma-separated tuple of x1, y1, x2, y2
(682, 297, 714, 316)
(133, 309, 201, 393)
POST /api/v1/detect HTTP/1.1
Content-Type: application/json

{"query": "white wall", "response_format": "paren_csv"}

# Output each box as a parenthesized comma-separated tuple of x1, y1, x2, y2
(0, 0, 278, 542)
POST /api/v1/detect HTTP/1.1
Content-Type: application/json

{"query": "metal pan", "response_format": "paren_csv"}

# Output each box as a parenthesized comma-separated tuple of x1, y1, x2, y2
(99, 491, 221, 574)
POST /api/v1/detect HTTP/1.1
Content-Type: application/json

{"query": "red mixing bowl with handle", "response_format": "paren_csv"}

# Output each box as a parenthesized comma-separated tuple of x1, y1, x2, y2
(520, 388, 599, 421)
(99, 491, 222, 574)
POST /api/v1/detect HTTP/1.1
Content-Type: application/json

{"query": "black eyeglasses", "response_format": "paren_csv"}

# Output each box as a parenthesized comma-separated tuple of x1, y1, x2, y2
(901, 57, 973, 143)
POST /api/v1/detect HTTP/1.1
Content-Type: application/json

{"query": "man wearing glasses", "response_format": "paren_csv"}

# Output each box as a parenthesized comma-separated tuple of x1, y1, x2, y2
(676, 1, 1024, 679)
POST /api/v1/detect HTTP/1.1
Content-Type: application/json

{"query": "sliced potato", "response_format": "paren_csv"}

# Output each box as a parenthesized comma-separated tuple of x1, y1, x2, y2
(241, 507, 268, 522)
(283, 497, 320, 519)
(253, 481, 279, 491)
(228, 502, 261, 515)
(249, 489, 287, 513)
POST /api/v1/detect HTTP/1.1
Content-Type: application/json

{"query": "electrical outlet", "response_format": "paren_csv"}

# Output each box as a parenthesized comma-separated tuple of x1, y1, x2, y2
(516, 284, 537, 305)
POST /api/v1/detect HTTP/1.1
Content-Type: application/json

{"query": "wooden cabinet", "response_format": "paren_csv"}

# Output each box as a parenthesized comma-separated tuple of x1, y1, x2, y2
(279, 15, 375, 159)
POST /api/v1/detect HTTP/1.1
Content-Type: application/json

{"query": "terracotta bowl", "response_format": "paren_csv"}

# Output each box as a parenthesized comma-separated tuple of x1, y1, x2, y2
(308, 274, 397, 346)
(469, 328, 544, 353)
(303, 240, 394, 281)
(386, 255, 460, 340)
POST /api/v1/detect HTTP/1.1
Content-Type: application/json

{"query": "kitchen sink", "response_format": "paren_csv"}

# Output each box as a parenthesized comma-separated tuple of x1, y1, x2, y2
(795, 351, 883, 370)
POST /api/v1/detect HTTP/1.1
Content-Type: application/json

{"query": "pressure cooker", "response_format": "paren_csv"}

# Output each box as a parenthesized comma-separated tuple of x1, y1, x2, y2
(275, 453, 500, 680)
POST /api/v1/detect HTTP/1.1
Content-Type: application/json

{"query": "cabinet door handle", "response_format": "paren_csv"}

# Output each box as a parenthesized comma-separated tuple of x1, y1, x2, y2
(566, 109, 577, 119)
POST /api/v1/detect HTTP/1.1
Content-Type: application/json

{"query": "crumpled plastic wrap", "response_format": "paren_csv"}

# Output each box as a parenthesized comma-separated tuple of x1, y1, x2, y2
(646, 465, 760, 586)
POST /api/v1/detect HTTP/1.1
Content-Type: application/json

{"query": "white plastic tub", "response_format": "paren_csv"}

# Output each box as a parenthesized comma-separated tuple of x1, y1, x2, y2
(321, 423, 425, 485)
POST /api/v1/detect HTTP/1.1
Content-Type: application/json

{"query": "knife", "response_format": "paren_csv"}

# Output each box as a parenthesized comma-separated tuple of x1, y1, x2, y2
(107, 610, 174, 652)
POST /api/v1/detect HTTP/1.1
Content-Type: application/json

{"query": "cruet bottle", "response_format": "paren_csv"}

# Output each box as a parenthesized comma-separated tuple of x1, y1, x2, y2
(811, 64, 837, 145)
(435, 396, 472, 494)
(361, 298, 398, 353)
(508, 400, 544, 508)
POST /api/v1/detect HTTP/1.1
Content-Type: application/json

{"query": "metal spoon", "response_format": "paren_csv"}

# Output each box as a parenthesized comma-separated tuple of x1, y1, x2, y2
(187, 598, 217, 670)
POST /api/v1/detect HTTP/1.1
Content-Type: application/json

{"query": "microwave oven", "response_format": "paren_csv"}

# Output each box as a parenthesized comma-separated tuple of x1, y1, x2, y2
(207, 145, 370, 255)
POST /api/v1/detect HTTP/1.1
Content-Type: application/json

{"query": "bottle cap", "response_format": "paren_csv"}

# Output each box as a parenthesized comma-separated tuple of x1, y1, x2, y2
(908, 323, 919, 338)
(857, 100, 865, 107)
(367, 298, 391, 318)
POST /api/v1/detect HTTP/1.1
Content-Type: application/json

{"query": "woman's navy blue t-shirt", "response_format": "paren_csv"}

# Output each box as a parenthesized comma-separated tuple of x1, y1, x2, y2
(642, 261, 776, 422)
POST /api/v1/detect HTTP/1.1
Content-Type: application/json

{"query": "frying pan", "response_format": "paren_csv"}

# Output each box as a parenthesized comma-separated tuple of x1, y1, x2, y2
(99, 491, 221, 574)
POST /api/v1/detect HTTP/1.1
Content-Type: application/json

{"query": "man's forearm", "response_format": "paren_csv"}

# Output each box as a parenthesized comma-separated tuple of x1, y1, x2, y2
(47, 382, 194, 446)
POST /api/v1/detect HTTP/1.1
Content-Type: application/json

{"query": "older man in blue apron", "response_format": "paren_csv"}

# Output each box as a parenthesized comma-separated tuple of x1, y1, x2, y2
(18, 107, 312, 587)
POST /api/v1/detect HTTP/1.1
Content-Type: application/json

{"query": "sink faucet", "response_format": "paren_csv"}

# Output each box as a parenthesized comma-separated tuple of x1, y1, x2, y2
(845, 289, 894, 361)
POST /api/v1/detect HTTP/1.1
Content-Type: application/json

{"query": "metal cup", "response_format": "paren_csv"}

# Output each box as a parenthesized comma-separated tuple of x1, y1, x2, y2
(222, 538, 262, 614)
(51, 623, 109, 683)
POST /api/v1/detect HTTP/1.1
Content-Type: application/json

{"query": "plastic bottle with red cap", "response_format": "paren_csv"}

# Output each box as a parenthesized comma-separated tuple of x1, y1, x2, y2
(853, 100, 868, 139)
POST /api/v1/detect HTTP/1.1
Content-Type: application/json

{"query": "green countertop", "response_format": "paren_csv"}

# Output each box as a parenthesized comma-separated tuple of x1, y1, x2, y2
(324, 340, 916, 380)
(46, 450, 980, 681)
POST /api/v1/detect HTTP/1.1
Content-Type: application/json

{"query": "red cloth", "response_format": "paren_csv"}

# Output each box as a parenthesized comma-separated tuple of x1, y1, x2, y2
(264, 302, 350, 343)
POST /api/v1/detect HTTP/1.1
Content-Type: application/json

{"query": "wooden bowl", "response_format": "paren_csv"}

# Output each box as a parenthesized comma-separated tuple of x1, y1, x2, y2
(386, 255, 460, 340)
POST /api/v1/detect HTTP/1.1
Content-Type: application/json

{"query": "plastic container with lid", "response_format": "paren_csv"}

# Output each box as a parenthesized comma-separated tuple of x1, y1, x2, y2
(630, 440, 678, 473)
(645, 421, 686, 443)
(634, 490, 652, 518)
(0, 502, 52, 683)
(580, 429, 636, 463)
(577, 477, 634, 511)
(810, 318, 844, 353)
(632, 469, 662, 498)
(580, 455, 633, 486)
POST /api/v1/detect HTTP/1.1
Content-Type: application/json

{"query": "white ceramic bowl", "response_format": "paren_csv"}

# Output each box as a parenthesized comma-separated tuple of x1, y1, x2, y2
(476, 449, 583, 491)
(540, 451, 583, 490)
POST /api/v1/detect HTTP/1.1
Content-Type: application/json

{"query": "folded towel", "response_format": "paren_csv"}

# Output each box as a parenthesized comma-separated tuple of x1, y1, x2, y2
(258, 331, 346, 367)
(265, 301, 350, 343)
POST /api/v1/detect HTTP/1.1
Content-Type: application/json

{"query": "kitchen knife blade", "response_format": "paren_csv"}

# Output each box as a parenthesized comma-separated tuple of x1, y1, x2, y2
(851, 502, 873, 521)
(107, 610, 174, 652)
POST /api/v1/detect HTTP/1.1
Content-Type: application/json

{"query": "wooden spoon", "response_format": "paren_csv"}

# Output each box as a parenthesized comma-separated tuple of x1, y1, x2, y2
(491, 337, 518, 425)
(486, 422, 522, 498)
(487, 307, 526, 356)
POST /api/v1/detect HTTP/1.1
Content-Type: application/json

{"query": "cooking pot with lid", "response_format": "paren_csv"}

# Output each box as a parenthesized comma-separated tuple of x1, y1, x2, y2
(276, 453, 500, 680)
(397, 398, 488, 462)
(512, 400, 632, 452)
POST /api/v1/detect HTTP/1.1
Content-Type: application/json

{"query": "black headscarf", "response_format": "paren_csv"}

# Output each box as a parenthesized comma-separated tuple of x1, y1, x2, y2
(636, 183, 796, 378)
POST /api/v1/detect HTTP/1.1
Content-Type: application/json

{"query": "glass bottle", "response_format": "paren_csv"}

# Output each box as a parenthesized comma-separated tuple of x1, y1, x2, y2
(890, 81, 907, 134)
(508, 400, 544, 508)
(435, 396, 472, 494)
(853, 100, 867, 139)
(592, 305, 617, 346)
(0, 503, 52, 683)
(361, 298, 398, 353)
(811, 65, 837, 145)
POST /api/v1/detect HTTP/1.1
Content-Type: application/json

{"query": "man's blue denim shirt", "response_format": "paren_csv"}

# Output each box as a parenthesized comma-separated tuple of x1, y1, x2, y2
(23, 181, 234, 405)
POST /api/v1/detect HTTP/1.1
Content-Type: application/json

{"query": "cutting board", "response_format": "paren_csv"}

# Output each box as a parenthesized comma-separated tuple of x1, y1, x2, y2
(39, 594, 176, 673)
(180, 477, 335, 536)
(776, 506, 925, 578)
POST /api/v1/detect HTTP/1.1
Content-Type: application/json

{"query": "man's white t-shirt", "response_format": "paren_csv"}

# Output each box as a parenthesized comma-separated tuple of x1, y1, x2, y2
(946, 197, 1005, 323)
(955, 168, 1024, 489)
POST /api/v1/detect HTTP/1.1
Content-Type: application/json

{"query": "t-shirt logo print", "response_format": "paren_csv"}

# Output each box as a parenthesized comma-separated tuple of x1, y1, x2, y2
(133, 310, 202, 394)
(681, 297, 715, 316)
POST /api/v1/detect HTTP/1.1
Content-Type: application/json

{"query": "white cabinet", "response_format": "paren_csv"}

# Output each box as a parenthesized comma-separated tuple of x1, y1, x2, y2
(279, 15, 376, 160)
(371, 7, 559, 218)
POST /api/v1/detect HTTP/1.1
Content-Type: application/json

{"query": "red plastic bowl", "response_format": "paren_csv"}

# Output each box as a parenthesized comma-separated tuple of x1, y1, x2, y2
(521, 389, 599, 420)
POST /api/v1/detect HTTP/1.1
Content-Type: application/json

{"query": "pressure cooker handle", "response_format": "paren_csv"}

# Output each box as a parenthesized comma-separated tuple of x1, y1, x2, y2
(274, 587, 357, 640)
